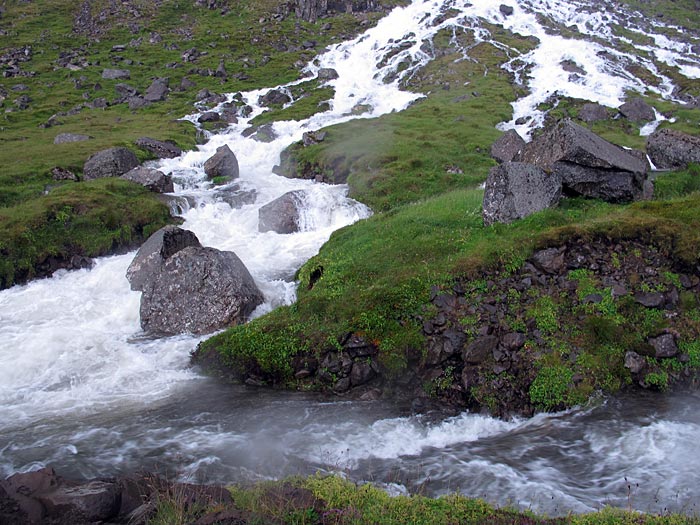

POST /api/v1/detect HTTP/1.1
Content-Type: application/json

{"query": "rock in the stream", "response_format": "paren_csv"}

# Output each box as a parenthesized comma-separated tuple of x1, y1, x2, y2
(126, 225, 202, 291)
(203, 144, 239, 181)
(516, 119, 648, 202)
(258, 190, 306, 233)
(646, 128, 700, 169)
(83, 147, 139, 180)
(482, 162, 561, 226)
(120, 166, 174, 193)
(139, 246, 264, 335)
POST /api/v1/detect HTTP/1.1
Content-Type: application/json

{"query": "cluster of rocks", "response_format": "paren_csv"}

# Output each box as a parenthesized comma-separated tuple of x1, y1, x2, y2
(0, 466, 238, 525)
(1, 45, 34, 78)
(127, 225, 263, 335)
(295, 0, 381, 22)
(484, 119, 700, 226)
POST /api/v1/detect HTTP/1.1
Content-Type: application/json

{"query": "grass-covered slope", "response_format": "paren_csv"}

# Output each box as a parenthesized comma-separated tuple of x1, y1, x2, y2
(0, 0, 401, 288)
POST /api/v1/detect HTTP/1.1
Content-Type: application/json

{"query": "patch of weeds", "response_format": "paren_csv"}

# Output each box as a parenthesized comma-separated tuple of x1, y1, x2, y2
(529, 364, 575, 410)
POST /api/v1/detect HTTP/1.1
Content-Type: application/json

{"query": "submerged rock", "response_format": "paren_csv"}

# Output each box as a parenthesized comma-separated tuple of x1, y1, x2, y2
(482, 162, 561, 226)
(140, 246, 263, 335)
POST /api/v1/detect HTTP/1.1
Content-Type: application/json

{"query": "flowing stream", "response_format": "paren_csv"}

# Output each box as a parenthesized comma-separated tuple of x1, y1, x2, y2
(1, 0, 699, 516)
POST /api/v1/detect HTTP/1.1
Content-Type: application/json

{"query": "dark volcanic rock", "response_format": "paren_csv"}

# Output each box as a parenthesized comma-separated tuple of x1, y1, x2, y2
(143, 77, 169, 102)
(126, 225, 202, 292)
(83, 147, 139, 180)
(482, 162, 561, 225)
(499, 4, 514, 16)
(317, 67, 339, 81)
(203, 145, 239, 181)
(140, 246, 264, 335)
(648, 334, 678, 358)
(134, 137, 183, 159)
(516, 119, 648, 202)
(258, 190, 306, 234)
(578, 102, 609, 123)
(258, 88, 291, 107)
(490, 129, 525, 164)
(121, 166, 174, 193)
(646, 128, 700, 169)
(198, 111, 221, 123)
(618, 98, 655, 122)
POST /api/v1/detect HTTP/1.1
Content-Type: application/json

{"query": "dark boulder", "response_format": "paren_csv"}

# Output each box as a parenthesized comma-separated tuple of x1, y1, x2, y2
(578, 102, 609, 123)
(140, 246, 264, 335)
(143, 77, 169, 102)
(646, 128, 700, 169)
(463, 335, 499, 365)
(134, 137, 183, 159)
(618, 98, 655, 122)
(126, 225, 202, 291)
(83, 147, 139, 180)
(648, 334, 678, 358)
(499, 4, 514, 16)
(516, 119, 648, 202)
(198, 111, 221, 123)
(258, 89, 291, 107)
(490, 129, 525, 164)
(258, 190, 306, 234)
(203, 145, 239, 181)
(482, 162, 561, 226)
(317, 68, 339, 81)
(121, 166, 174, 193)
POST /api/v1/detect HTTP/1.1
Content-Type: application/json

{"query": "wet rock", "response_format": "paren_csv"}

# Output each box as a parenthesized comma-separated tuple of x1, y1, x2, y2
(126, 225, 202, 292)
(258, 88, 291, 107)
(54, 133, 92, 144)
(143, 77, 169, 102)
(121, 166, 174, 193)
(83, 147, 139, 180)
(648, 334, 678, 358)
(530, 248, 565, 275)
(203, 145, 239, 181)
(499, 4, 514, 16)
(516, 119, 648, 202)
(350, 360, 375, 386)
(198, 111, 220, 123)
(134, 137, 182, 159)
(258, 190, 306, 234)
(578, 102, 609, 123)
(490, 129, 525, 164)
(646, 128, 700, 169)
(39, 480, 121, 522)
(463, 335, 499, 364)
(102, 68, 130, 80)
(140, 246, 264, 335)
(618, 98, 655, 122)
(214, 184, 257, 209)
(624, 351, 645, 374)
(634, 291, 665, 308)
(482, 162, 561, 226)
(317, 67, 339, 81)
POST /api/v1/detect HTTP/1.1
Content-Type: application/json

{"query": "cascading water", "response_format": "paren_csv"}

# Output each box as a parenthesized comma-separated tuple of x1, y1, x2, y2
(1, 0, 699, 516)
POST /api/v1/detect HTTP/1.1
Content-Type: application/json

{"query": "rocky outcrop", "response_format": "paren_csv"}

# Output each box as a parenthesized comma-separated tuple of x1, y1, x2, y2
(134, 137, 183, 159)
(203, 145, 239, 181)
(646, 128, 700, 169)
(482, 162, 561, 226)
(121, 166, 174, 193)
(83, 147, 139, 180)
(140, 246, 263, 335)
(258, 190, 306, 233)
(295, 0, 380, 22)
(126, 225, 202, 291)
(516, 119, 648, 202)
(490, 129, 525, 164)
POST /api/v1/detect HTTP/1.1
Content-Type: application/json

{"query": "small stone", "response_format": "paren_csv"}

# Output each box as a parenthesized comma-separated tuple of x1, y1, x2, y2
(624, 351, 645, 374)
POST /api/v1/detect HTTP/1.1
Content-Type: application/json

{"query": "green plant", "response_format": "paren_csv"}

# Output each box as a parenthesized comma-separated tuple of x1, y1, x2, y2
(529, 364, 574, 410)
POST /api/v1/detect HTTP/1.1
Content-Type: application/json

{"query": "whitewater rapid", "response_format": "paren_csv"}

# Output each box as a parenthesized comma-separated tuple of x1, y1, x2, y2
(2, 0, 700, 516)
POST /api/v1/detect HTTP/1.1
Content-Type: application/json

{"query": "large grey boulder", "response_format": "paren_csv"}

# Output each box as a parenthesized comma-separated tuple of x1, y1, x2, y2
(258, 190, 306, 233)
(203, 145, 239, 181)
(646, 128, 700, 169)
(83, 147, 139, 180)
(618, 98, 655, 122)
(490, 129, 525, 164)
(516, 119, 648, 202)
(126, 225, 201, 291)
(134, 137, 183, 159)
(258, 89, 291, 107)
(121, 166, 174, 193)
(483, 162, 561, 226)
(140, 246, 263, 335)
(578, 102, 609, 123)
(144, 77, 169, 102)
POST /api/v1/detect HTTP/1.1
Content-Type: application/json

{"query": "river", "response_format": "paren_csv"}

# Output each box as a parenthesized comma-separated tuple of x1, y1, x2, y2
(1, 0, 699, 516)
